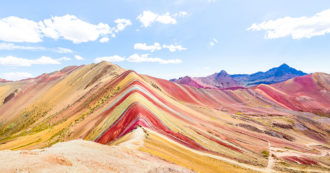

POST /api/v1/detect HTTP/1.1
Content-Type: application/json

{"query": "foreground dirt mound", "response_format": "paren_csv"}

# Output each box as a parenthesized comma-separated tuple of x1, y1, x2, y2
(0, 138, 193, 173)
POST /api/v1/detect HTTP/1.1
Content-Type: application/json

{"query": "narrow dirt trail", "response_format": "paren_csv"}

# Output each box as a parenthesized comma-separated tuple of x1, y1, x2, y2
(265, 141, 274, 173)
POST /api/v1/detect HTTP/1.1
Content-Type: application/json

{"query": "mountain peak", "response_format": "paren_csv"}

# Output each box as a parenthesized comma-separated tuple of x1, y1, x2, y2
(219, 70, 228, 75)
(279, 63, 290, 68)
(95, 61, 117, 67)
(230, 63, 307, 86)
(216, 70, 229, 77)
(273, 63, 306, 75)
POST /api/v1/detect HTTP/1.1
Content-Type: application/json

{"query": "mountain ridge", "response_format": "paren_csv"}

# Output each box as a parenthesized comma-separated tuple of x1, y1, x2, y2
(171, 63, 308, 89)
(0, 78, 10, 83)
(232, 63, 307, 86)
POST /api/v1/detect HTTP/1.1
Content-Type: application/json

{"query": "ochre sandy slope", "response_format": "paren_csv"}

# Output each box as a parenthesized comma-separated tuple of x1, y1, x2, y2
(0, 136, 193, 173)
(0, 62, 329, 172)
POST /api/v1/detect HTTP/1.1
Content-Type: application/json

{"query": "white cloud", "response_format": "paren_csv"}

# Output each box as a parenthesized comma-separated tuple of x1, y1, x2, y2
(99, 37, 110, 43)
(55, 47, 73, 54)
(56, 57, 71, 61)
(0, 43, 43, 50)
(137, 11, 187, 27)
(127, 54, 182, 64)
(137, 11, 158, 27)
(248, 9, 330, 39)
(94, 55, 125, 63)
(0, 72, 34, 81)
(74, 55, 84, 60)
(0, 15, 131, 43)
(134, 42, 162, 52)
(173, 11, 188, 17)
(114, 19, 132, 32)
(40, 15, 111, 43)
(156, 13, 177, 25)
(93, 54, 182, 64)
(134, 42, 186, 52)
(163, 44, 187, 52)
(0, 16, 42, 43)
(0, 56, 61, 66)
(30, 56, 61, 65)
(0, 43, 73, 54)
(209, 38, 218, 46)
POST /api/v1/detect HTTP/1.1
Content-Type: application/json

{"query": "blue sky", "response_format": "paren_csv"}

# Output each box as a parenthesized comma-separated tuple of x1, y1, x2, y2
(0, 0, 329, 80)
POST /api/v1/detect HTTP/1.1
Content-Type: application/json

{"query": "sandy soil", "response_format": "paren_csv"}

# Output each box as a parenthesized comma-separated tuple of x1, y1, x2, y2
(0, 137, 193, 173)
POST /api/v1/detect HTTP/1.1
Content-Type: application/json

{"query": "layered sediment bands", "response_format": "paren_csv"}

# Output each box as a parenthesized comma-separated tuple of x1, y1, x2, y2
(140, 128, 257, 173)
(255, 73, 330, 116)
(0, 62, 329, 172)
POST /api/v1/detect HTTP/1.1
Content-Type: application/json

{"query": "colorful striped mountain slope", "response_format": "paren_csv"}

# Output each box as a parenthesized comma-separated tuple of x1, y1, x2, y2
(0, 62, 329, 172)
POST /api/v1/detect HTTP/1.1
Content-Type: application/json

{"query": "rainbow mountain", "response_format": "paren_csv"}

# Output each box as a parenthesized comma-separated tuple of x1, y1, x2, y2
(0, 62, 329, 172)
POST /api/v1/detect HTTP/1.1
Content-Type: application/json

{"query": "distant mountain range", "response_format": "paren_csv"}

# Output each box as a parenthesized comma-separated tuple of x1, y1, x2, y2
(0, 79, 9, 83)
(171, 63, 307, 89)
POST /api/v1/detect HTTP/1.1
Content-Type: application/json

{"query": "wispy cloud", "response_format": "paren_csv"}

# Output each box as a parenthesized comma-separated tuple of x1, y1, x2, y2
(113, 19, 132, 32)
(134, 42, 186, 52)
(94, 55, 125, 63)
(163, 44, 186, 52)
(0, 72, 34, 81)
(55, 47, 73, 54)
(209, 38, 218, 46)
(134, 42, 162, 52)
(74, 55, 84, 60)
(94, 54, 182, 64)
(0, 56, 68, 66)
(173, 11, 188, 17)
(248, 9, 330, 39)
(56, 57, 71, 61)
(137, 11, 187, 27)
(0, 43, 73, 54)
(99, 37, 110, 43)
(0, 15, 131, 43)
(0, 43, 43, 50)
(127, 54, 182, 64)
